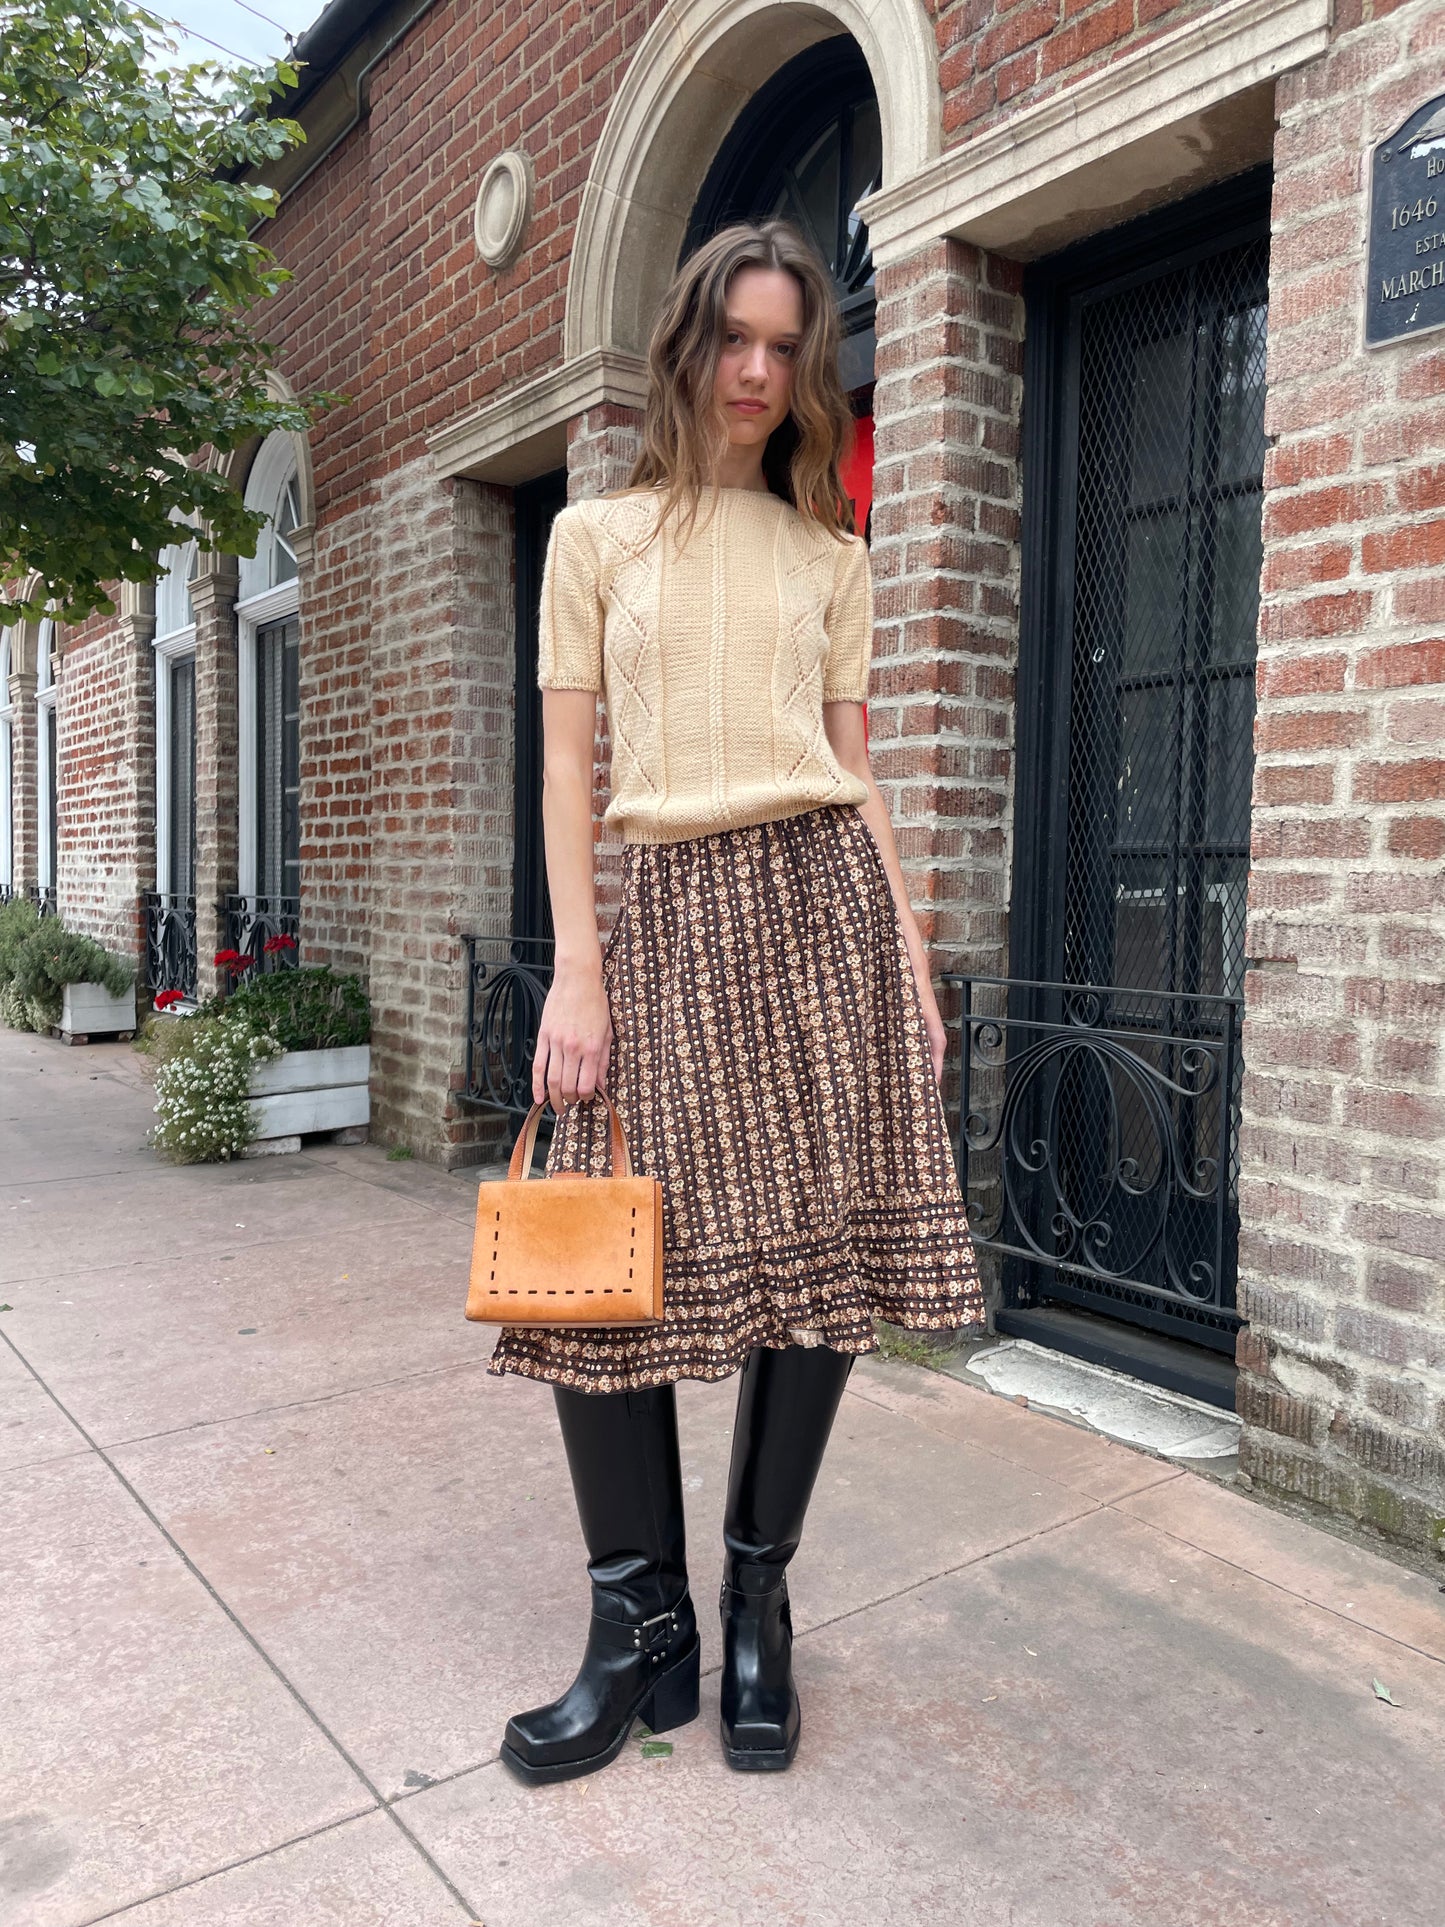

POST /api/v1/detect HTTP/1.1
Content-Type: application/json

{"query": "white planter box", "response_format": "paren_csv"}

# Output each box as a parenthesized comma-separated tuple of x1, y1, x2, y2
(60, 980, 137, 1040)
(247, 1044, 371, 1140)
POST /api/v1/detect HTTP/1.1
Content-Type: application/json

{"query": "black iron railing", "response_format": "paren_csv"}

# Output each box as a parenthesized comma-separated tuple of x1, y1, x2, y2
(26, 884, 56, 919)
(461, 933, 554, 1117)
(223, 894, 301, 973)
(143, 892, 198, 998)
(943, 975, 1243, 1349)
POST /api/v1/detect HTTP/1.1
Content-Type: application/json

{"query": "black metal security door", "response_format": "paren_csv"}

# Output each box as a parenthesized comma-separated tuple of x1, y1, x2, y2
(956, 175, 1271, 1375)
(1062, 229, 1266, 1011)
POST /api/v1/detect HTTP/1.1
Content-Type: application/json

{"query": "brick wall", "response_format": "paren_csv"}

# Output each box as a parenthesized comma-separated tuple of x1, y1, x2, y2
(1239, 0, 1445, 1555)
(53, 614, 155, 957)
(296, 503, 374, 981)
(364, 456, 517, 1164)
(870, 238, 1024, 981)
(936, 0, 1217, 144)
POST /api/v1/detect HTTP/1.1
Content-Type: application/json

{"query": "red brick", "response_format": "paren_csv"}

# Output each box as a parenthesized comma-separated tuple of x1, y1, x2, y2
(1348, 1086, 1445, 1140)
(1387, 815, 1445, 860)
(1263, 432, 1353, 491)
(1400, 348, 1445, 403)
(1356, 635, 1445, 689)
(1040, 0, 1134, 77)
(1254, 708, 1366, 753)
(1396, 463, 1445, 513)
(1362, 519, 1445, 575)
(1256, 650, 1348, 698)
(1263, 483, 1386, 539)
(1254, 762, 1337, 806)
(1260, 542, 1352, 593)
(977, 1, 1054, 71)
(1251, 814, 1371, 860)
(1386, 696, 1445, 745)
(1350, 759, 1445, 804)
(1395, 575, 1445, 624)
(1259, 589, 1373, 642)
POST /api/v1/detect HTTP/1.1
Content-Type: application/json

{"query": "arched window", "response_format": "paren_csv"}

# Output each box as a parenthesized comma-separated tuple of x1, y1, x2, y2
(0, 627, 14, 897)
(684, 38, 882, 396)
(35, 617, 57, 909)
(235, 432, 303, 956)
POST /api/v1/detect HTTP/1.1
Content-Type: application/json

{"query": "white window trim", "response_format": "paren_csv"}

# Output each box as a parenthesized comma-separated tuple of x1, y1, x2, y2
(35, 620, 56, 892)
(236, 579, 300, 898)
(154, 623, 197, 898)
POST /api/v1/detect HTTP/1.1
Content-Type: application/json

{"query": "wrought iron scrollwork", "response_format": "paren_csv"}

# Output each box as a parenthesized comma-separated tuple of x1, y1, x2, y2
(223, 894, 300, 974)
(461, 933, 555, 1115)
(143, 891, 197, 997)
(944, 975, 1243, 1338)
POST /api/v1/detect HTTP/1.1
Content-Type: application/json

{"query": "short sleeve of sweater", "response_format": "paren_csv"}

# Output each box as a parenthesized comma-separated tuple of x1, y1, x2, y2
(821, 532, 874, 703)
(536, 505, 605, 693)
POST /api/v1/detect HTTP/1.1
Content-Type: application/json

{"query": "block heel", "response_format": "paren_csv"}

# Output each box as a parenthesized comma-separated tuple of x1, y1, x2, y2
(638, 1634, 701, 1734)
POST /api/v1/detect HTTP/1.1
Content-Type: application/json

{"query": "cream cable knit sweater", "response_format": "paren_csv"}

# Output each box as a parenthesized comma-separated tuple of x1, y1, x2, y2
(536, 484, 873, 846)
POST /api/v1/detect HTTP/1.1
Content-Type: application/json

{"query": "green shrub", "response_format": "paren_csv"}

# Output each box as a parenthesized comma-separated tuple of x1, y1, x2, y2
(220, 964, 370, 1052)
(150, 1015, 282, 1164)
(0, 897, 43, 988)
(10, 926, 135, 1004)
(0, 978, 51, 1033)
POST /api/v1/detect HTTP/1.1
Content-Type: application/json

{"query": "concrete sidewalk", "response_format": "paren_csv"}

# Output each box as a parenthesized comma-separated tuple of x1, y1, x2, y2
(2, 1027, 1442, 1927)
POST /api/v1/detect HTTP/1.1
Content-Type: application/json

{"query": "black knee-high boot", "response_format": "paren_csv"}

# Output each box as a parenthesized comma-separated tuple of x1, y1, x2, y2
(501, 1382, 700, 1784)
(719, 1343, 855, 1771)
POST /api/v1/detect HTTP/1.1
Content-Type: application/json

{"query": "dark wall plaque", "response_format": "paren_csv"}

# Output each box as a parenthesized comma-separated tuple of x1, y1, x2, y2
(1367, 93, 1445, 348)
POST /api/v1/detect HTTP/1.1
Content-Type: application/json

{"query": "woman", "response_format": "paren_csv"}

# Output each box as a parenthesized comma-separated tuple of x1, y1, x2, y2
(489, 218, 983, 1781)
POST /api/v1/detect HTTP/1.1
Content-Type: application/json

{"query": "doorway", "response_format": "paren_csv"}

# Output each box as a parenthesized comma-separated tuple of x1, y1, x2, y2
(978, 171, 1271, 1398)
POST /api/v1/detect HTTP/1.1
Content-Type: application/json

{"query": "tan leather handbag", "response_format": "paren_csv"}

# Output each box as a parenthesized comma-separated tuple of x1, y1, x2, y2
(465, 1089, 664, 1327)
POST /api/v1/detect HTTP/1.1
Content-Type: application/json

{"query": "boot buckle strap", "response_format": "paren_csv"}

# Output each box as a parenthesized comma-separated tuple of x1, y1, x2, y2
(635, 1607, 679, 1656)
(590, 1606, 681, 1657)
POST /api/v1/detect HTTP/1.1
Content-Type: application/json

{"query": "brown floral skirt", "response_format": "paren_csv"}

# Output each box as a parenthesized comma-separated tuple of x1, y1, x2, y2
(487, 802, 984, 1393)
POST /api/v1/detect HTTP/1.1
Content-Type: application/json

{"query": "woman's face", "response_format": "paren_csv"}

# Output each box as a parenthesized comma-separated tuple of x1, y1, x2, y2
(712, 265, 804, 454)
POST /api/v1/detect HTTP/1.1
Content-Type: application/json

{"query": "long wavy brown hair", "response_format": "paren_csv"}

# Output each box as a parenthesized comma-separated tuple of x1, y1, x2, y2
(620, 219, 858, 545)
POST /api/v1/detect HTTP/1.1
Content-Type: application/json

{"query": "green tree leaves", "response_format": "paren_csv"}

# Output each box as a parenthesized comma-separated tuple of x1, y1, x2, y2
(0, 0, 341, 625)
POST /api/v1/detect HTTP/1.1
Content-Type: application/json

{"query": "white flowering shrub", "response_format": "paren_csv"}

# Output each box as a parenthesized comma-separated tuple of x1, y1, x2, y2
(150, 1015, 283, 1164)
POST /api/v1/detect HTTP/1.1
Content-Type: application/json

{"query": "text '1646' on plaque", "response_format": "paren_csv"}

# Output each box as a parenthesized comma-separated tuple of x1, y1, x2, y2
(1367, 93, 1445, 349)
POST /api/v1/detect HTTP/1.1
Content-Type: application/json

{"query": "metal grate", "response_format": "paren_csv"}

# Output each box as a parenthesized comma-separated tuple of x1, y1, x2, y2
(946, 975, 1244, 1348)
(997, 199, 1270, 1350)
(461, 932, 554, 1118)
(1063, 238, 1268, 1009)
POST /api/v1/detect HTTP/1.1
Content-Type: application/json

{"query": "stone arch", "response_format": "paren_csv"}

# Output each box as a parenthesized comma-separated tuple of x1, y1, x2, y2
(564, 0, 940, 363)
(4, 582, 47, 677)
(203, 369, 316, 582)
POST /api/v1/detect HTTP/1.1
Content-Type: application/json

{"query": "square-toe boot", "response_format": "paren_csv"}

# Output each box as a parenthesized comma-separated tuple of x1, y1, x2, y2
(500, 1382, 699, 1784)
(719, 1343, 855, 1771)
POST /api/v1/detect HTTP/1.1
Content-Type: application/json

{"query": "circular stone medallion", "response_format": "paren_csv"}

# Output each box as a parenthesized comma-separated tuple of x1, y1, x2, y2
(474, 151, 532, 269)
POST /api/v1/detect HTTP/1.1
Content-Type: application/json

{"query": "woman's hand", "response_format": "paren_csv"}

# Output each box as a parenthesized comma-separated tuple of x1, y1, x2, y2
(533, 958, 612, 1112)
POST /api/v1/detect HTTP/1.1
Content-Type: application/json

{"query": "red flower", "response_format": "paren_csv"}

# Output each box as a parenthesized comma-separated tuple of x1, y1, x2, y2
(214, 948, 242, 967)
(153, 988, 185, 1010)
(262, 933, 297, 955)
(232, 954, 256, 972)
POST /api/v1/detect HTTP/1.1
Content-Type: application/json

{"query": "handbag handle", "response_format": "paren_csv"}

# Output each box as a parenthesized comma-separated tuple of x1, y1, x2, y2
(506, 1088, 633, 1181)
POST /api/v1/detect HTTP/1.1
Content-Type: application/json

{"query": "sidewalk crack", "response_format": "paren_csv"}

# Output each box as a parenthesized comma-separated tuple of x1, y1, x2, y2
(1, 1328, 484, 1925)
